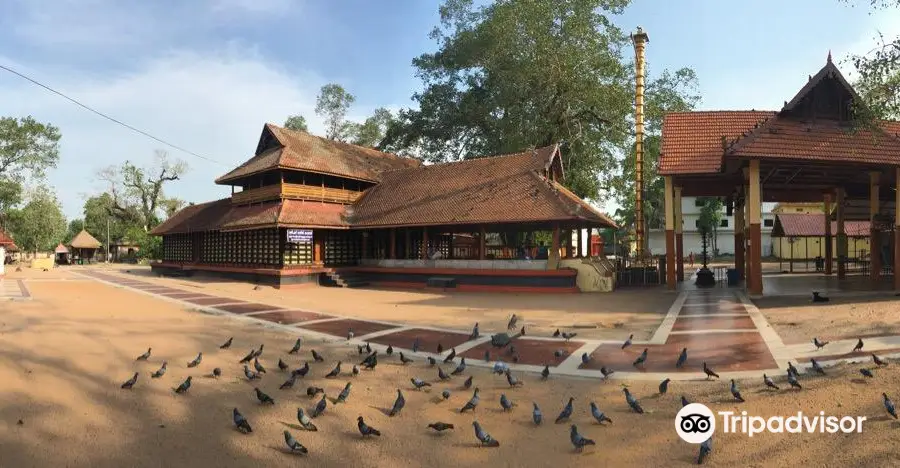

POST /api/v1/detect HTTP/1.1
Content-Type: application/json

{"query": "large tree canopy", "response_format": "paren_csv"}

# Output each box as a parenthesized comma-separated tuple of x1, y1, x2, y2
(316, 84, 357, 141)
(0, 116, 61, 180)
(7, 186, 67, 254)
(843, 0, 900, 119)
(97, 150, 187, 232)
(380, 0, 699, 201)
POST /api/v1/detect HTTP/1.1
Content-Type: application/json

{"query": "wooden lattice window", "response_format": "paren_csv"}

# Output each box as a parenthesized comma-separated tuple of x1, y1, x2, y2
(324, 230, 360, 266)
(163, 234, 192, 262)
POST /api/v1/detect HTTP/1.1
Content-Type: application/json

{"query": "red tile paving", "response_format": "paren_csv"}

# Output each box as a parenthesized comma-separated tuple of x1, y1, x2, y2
(367, 328, 473, 353)
(216, 303, 283, 314)
(252, 310, 326, 324)
(460, 338, 584, 367)
(298, 318, 400, 337)
(159, 292, 209, 299)
(183, 296, 244, 306)
(671, 316, 756, 331)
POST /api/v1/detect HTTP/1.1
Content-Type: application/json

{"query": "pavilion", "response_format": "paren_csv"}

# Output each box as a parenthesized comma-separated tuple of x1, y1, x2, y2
(69, 230, 102, 264)
(658, 53, 900, 295)
(151, 124, 618, 291)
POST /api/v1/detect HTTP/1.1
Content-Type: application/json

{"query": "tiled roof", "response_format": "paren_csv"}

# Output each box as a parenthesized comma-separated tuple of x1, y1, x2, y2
(149, 198, 350, 235)
(773, 213, 870, 237)
(278, 200, 349, 227)
(659, 111, 775, 175)
(0, 228, 16, 247)
(69, 230, 102, 249)
(348, 145, 617, 228)
(55, 243, 69, 254)
(215, 124, 419, 184)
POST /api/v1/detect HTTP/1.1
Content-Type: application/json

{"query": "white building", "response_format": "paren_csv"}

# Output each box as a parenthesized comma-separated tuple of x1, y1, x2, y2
(648, 197, 777, 257)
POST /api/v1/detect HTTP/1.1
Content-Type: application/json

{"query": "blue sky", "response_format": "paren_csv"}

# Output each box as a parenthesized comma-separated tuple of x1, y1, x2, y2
(0, 0, 897, 219)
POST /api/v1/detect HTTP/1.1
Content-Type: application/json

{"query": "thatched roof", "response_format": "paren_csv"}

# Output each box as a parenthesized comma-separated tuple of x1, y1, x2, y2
(69, 230, 101, 249)
(54, 243, 69, 254)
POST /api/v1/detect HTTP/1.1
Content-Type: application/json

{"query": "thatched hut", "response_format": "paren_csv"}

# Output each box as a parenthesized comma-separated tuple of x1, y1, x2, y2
(54, 243, 70, 265)
(69, 230, 102, 264)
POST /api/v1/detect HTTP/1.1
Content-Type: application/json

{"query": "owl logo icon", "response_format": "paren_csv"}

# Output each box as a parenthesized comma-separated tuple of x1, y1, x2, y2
(676, 403, 716, 443)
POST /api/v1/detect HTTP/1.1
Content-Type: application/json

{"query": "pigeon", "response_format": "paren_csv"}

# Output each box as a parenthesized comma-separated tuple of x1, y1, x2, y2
(622, 334, 633, 349)
(570, 425, 595, 452)
(499, 394, 514, 411)
(357, 416, 381, 437)
(541, 365, 550, 380)
(451, 358, 467, 375)
(560, 332, 577, 342)
(437, 343, 444, 354)
(212, 367, 222, 378)
(854, 338, 864, 353)
(366, 342, 372, 353)
(233, 408, 252, 433)
(763, 374, 779, 390)
(427, 357, 437, 367)
(600, 367, 614, 379)
(681, 395, 690, 407)
(506, 371, 523, 387)
(283, 430, 308, 453)
(278, 358, 289, 371)
(174, 376, 192, 394)
(293, 362, 310, 378)
(442, 390, 451, 400)
(463, 375, 473, 390)
(352, 365, 359, 376)
(633, 348, 648, 367)
(335, 382, 352, 403)
(676, 348, 687, 368)
(860, 368, 875, 378)
(187, 353, 202, 368)
(219, 337, 233, 349)
(702, 362, 719, 380)
(311, 350, 325, 362)
(136, 348, 152, 361)
(659, 378, 670, 394)
(787, 371, 802, 390)
(243, 365, 260, 381)
(325, 361, 342, 378)
(412, 338, 420, 353)
(253, 344, 264, 358)
(444, 348, 457, 363)
(239, 349, 256, 364)
(473, 421, 500, 447)
(730, 379, 745, 402)
(460, 388, 480, 413)
(151, 362, 167, 379)
(555, 397, 574, 423)
(532, 402, 543, 424)
(360, 352, 377, 368)
(280, 374, 298, 390)
(812, 291, 829, 303)
(810, 359, 826, 375)
(386, 345, 394, 356)
(389, 389, 406, 416)
(255, 387, 275, 405)
(399, 352, 413, 364)
(589, 402, 612, 424)
(492, 361, 509, 375)
(623, 388, 644, 413)
(507, 314, 518, 330)
(357, 345, 364, 355)
(553, 329, 561, 337)
(288, 338, 302, 354)
(470, 322, 480, 340)
(347, 328, 354, 341)
(554, 349, 566, 360)
(253, 357, 266, 374)
(484, 350, 491, 362)
(581, 353, 591, 365)
(311, 395, 327, 417)
(698, 436, 712, 464)
(411, 378, 431, 390)
(874, 354, 888, 366)
(306, 386, 324, 397)
(438, 367, 451, 381)
(788, 361, 800, 378)
(884, 393, 898, 419)
(813, 337, 828, 350)
(121, 372, 139, 389)
(428, 422, 454, 432)
(296, 408, 318, 431)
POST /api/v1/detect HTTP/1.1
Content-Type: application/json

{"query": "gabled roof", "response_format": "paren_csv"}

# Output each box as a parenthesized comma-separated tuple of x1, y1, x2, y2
(772, 213, 869, 237)
(0, 228, 15, 247)
(781, 52, 862, 113)
(215, 124, 420, 184)
(149, 198, 349, 235)
(69, 230, 101, 249)
(659, 111, 775, 174)
(55, 243, 69, 254)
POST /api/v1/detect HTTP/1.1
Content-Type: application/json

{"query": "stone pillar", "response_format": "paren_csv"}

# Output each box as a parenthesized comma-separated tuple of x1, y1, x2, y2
(674, 186, 684, 282)
(748, 160, 763, 295)
(871, 172, 881, 283)
(734, 198, 745, 280)
(576, 228, 582, 258)
(743, 169, 752, 289)
(824, 193, 833, 275)
(836, 188, 847, 279)
(664, 176, 676, 290)
(389, 229, 396, 259)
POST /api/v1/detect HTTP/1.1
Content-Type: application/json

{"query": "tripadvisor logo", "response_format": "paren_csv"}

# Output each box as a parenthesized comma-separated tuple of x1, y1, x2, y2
(675, 403, 866, 442)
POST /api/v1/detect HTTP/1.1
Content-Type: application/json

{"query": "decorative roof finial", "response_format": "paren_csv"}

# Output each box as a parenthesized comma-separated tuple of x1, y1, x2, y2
(827, 50, 832, 63)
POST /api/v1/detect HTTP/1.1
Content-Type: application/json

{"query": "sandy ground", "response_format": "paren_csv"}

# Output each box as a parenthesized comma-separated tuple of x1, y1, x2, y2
(755, 294, 900, 344)
(1, 278, 900, 466)
(79, 265, 672, 341)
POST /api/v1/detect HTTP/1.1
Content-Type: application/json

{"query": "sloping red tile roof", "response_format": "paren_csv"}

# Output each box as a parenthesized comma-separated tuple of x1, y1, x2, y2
(659, 111, 775, 175)
(773, 213, 870, 237)
(278, 200, 348, 227)
(149, 198, 350, 235)
(0, 228, 15, 247)
(216, 124, 419, 184)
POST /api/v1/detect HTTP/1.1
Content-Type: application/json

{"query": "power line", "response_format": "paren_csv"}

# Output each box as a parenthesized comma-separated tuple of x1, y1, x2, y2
(0, 63, 228, 167)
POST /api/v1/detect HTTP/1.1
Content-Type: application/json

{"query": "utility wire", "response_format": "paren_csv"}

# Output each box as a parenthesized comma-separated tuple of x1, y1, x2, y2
(0, 63, 228, 167)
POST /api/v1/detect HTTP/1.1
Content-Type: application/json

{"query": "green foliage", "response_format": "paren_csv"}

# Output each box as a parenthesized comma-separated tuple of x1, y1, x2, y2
(841, 0, 900, 121)
(97, 150, 187, 232)
(0, 116, 61, 180)
(7, 186, 67, 253)
(352, 108, 395, 148)
(124, 226, 161, 261)
(697, 197, 724, 253)
(284, 115, 309, 132)
(0, 178, 23, 229)
(315, 84, 357, 141)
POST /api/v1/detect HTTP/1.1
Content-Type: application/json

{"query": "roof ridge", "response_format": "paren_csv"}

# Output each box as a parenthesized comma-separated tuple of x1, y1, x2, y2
(376, 144, 558, 176)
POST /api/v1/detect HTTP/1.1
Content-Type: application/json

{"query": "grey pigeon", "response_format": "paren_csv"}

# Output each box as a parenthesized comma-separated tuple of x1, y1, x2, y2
(357, 416, 381, 437)
(470, 322, 480, 340)
(484, 349, 491, 362)
(442, 390, 451, 400)
(243, 365, 260, 381)
(532, 402, 543, 425)
(438, 367, 451, 381)
(173, 376, 191, 394)
(633, 348, 648, 367)
(730, 379, 745, 402)
(212, 367, 221, 378)
(787, 361, 800, 378)
(451, 358, 467, 375)
(219, 337, 233, 349)
(437, 343, 443, 353)
(873, 354, 888, 366)
(386, 345, 394, 355)
(427, 357, 437, 367)
(136, 348, 151, 361)
(444, 348, 456, 363)
(659, 378, 670, 394)
(362, 353, 378, 370)
(493, 361, 509, 375)
(702, 362, 719, 379)
(555, 397, 574, 423)
(499, 394, 514, 411)
(473, 421, 500, 447)
(389, 389, 406, 416)
(541, 365, 550, 380)
(232, 408, 252, 433)
(681, 395, 690, 407)
(812, 291, 829, 302)
(121, 372, 138, 389)
(860, 368, 875, 378)
(412, 337, 420, 353)
(293, 362, 310, 377)
(813, 337, 828, 350)
(278, 358, 289, 371)
(352, 365, 359, 376)
(884, 393, 897, 419)
(311, 350, 324, 362)
(311, 394, 327, 417)
(810, 359, 826, 375)
(255, 387, 275, 405)
(459, 388, 480, 413)
(787, 371, 802, 389)
(676, 347, 687, 368)
(622, 334, 633, 349)
(589, 402, 612, 424)
(399, 352, 413, 364)
(325, 361, 342, 378)
(463, 375, 473, 390)
(507, 314, 518, 330)
(600, 367, 614, 379)
(698, 436, 712, 464)
(411, 377, 431, 390)
(296, 408, 317, 431)
(306, 386, 324, 397)
(553, 329, 561, 337)
(763, 374, 779, 390)
(570, 425, 595, 452)
(280, 374, 298, 390)
(187, 352, 202, 368)
(253, 344, 264, 358)
(506, 370, 523, 387)
(357, 345, 365, 355)
(581, 353, 590, 365)
(335, 382, 352, 403)
(283, 430, 308, 453)
(561, 332, 577, 341)
(428, 422, 454, 432)
(288, 338, 302, 354)
(365, 342, 372, 353)
(151, 362, 167, 379)
(623, 388, 643, 413)
(253, 357, 266, 374)
(853, 338, 864, 353)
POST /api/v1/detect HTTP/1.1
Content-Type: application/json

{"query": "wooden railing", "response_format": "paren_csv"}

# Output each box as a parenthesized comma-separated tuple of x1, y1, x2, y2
(231, 183, 362, 205)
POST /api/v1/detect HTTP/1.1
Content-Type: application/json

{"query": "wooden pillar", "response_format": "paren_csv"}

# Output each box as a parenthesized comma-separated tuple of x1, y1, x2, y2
(674, 186, 684, 281)
(313, 231, 323, 264)
(576, 228, 582, 258)
(748, 160, 763, 295)
(361, 232, 368, 260)
(389, 229, 396, 259)
(564, 230, 573, 258)
(743, 169, 752, 287)
(479, 226, 486, 260)
(664, 176, 676, 290)
(836, 188, 847, 279)
(871, 172, 881, 283)
(404, 229, 411, 260)
(895, 168, 900, 290)
(421, 228, 429, 260)
(824, 193, 833, 275)
(734, 197, 745, 280)
(551, 224, 560, 259)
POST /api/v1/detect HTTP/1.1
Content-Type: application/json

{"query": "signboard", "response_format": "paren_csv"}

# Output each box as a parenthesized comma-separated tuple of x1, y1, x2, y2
(287, 229, 313, 243)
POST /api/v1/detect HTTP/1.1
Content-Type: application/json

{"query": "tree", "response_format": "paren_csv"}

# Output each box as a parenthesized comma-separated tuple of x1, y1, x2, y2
(315, 84, 356, 141)
(696, 197, 724, 256)
(80, 193, 135, 243)
(0, 116, 62, 180)
(284, 115, 309, 132)
(840, 1, 900, 120)
(7, 186, 67, 254)
(352, 107, 395, 147)
(97, 150, 188, 232)
(0, 178, 22, 230)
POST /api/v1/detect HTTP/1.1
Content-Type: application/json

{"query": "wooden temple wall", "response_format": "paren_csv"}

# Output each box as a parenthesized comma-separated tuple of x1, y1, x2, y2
(162, 229, 281, 266)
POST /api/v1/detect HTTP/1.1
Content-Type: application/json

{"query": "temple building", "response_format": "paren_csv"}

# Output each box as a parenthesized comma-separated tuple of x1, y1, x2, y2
(151, 124, 617, 291)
